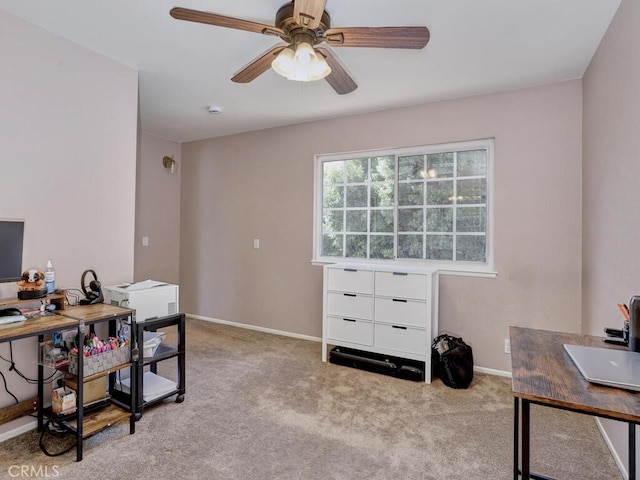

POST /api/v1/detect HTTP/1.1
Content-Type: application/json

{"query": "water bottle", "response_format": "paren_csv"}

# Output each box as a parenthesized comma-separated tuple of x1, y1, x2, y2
(45, 259, 55, 294)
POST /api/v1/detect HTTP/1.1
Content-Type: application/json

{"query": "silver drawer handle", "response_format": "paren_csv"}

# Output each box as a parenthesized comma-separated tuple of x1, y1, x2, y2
(392, 325, 407, 330)
(392, 298, 407, 303)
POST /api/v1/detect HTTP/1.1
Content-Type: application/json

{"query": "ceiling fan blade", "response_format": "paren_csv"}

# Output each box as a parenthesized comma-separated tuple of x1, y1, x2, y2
(316, 47, 357, 95)
(324, 26, 430, 49)
(293, 0, 327, 29)
(170, 7, 283, 36)
(231, 44, 288, 83)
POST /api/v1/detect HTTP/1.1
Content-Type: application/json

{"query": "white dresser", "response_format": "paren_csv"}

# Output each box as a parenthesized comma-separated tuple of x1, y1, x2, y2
(322, 263, 439, 383)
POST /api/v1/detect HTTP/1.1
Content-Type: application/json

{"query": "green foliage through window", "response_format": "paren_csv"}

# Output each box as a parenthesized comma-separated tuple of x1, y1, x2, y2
(318, 142, 491, 265)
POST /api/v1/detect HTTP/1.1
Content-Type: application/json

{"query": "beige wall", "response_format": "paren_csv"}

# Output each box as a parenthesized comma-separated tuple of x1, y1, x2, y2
(134, 133, 181, 284)
(180, 80, 583, 373)
(583, 0, 640, 473)
(0, 10, 137, 435)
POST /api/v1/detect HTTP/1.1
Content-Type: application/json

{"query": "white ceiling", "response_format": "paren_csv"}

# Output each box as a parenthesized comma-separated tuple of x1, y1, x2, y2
(0, 0, 621, 143)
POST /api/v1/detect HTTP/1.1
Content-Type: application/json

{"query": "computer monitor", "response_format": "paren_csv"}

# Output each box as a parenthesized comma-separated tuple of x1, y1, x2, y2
(0, 219, 24, 283)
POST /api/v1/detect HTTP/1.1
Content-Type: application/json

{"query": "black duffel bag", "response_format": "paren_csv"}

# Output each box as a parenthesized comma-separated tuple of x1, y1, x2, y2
(432, 334, 474, 389)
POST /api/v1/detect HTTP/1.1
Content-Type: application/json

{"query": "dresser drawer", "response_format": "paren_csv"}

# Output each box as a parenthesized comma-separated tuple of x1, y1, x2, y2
(374, 323, 426, 356)
(327, 267, 374, 295)
(374, 271, 428, 300)
(327, 292, 373, 320)
(374, 297, 427, 328)
(327, 316, 373, 346)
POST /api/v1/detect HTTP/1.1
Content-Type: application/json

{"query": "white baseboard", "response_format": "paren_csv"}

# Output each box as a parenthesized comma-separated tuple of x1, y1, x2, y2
(187, 313, 513, 378)
(0, 419, 36, 444)
(187, 314, 322, 343)
(595, 418, 628, 480)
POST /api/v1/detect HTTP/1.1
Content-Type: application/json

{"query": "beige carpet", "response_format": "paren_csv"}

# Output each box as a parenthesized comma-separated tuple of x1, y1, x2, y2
(0, 319, 622, 479)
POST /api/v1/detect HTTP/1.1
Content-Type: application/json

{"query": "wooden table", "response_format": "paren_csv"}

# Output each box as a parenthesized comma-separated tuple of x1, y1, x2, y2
(0, 302, 135, 461)
(0, 313, 77, 343)
(0, 312, 78, 426)
(510, 326, 640, 480)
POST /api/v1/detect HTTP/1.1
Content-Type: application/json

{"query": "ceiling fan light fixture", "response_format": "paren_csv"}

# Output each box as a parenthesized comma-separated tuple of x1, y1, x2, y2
(293, 41, 315, 66)
(271, 43, 331, 82)
(305, 53, 332, 81)
(271, 47, 296, 77)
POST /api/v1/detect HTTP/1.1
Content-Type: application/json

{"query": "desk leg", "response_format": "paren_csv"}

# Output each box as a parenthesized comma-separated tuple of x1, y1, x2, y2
(514, 397, 520, 480)
(630, 423, 636, 480)
(37, 363, 44, 432)
(37, 334, 44, 433)
(522, 399, 530, 480)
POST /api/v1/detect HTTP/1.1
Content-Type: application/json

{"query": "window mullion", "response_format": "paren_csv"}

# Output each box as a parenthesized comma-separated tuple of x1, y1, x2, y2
(393, 154, 399, 260)
(423, 162, 427, 261)
(452, 151, 458, 262)
(367, 158, 371, 259)
(342, 161, 347, 257)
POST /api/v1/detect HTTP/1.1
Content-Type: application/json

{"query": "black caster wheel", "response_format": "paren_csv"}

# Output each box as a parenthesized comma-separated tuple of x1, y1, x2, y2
(176, 394, 185, 403)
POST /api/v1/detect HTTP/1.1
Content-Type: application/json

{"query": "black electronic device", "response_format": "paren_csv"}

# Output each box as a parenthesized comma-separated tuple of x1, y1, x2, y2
(79, 269, 104, 305)
(604, 308, 630, 347)
(0, 220, 25, 283)
(329, 346, 425, 381)
(0, 308, 22, 317)
(17, 290, 47, 300)
(604, 327, 623, 338)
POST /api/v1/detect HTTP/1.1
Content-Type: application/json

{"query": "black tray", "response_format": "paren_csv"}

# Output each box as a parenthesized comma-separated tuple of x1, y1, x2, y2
(329, 346, 425, 381)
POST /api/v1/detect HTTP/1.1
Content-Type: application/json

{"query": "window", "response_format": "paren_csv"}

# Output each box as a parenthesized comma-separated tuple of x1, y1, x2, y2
(313, 139, 494, 273)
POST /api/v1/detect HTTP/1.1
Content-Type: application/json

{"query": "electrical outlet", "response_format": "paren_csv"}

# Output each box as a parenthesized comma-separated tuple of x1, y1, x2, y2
(504, 339, 511, 354)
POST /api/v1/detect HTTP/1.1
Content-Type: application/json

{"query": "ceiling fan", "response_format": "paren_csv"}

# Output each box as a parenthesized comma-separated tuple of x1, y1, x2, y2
(170, 0, 430, 95)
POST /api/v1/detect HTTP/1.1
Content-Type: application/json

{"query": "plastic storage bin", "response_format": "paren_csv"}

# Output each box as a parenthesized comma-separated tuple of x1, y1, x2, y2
(143, 331, 165, 358)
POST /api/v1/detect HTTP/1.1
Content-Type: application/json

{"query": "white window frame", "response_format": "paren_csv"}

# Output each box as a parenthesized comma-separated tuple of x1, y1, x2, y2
(312, 139, 496, 277)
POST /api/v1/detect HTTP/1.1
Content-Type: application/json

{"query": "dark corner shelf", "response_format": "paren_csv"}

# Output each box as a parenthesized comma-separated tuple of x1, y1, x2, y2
(134, 313, 185, 417)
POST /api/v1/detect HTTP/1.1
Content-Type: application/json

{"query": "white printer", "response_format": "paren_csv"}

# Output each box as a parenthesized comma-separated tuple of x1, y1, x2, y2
(103, 280, 179, 323)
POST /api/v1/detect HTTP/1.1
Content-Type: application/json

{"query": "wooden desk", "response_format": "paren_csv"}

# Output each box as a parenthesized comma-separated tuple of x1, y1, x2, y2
(0, 303, 135, 461)
(510, 326, 640, 480)
(0, 313, 77, 425)
(0, 314, 76, 343)
(61, 303, 134, 325)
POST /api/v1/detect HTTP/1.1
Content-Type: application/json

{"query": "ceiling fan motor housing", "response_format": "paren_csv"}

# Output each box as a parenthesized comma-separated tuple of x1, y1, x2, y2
(275, 2, 331, 44)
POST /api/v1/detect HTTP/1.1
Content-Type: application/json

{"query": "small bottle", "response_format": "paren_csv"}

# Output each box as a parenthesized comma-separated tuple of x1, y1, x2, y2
(45, 259, 55, 294)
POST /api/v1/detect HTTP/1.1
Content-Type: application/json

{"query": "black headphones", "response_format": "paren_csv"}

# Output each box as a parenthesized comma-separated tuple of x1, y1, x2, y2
(79, 269, 104, 305)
